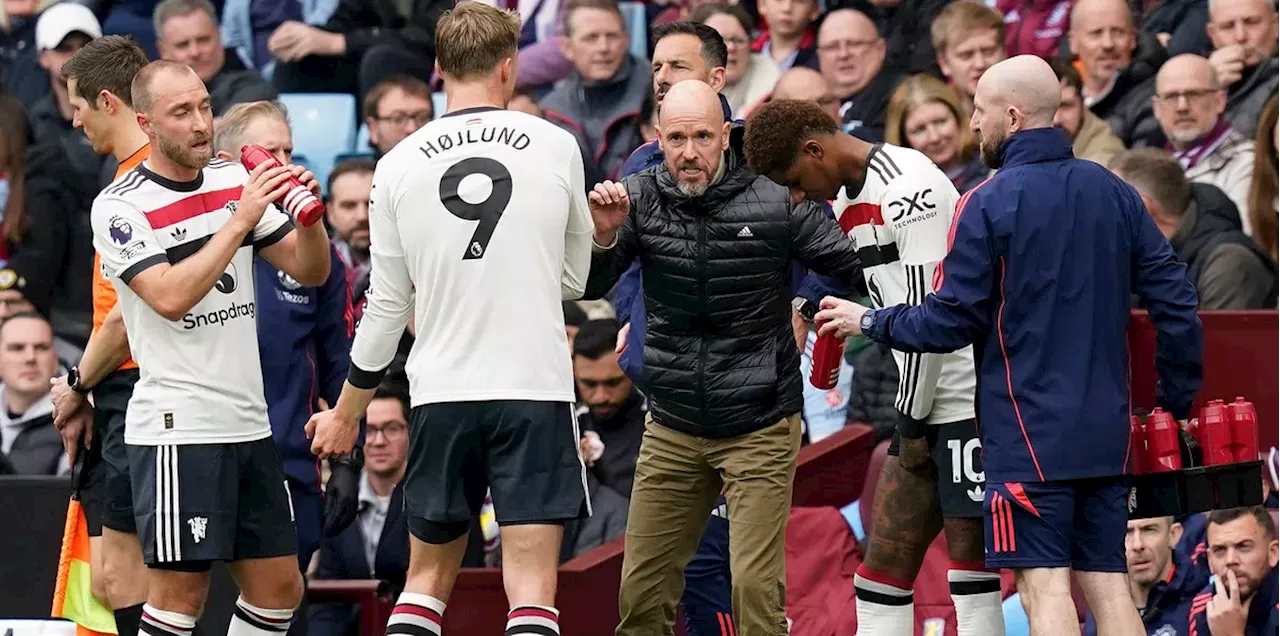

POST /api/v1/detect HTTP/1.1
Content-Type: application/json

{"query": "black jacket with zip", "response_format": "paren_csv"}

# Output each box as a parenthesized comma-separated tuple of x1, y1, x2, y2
(583, 126, 862, 439)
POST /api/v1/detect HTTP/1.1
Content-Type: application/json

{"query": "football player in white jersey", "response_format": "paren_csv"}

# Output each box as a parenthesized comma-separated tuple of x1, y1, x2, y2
(305, 3, 594, 636)
(89, 60, 331, 636)
(743, 99, 1005, 636)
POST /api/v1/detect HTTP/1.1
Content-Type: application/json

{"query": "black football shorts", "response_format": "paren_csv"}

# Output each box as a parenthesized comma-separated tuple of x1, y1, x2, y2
(888, 418, 985, 518)
(404, 400, 590, 544)
(129, 437, 298, 570)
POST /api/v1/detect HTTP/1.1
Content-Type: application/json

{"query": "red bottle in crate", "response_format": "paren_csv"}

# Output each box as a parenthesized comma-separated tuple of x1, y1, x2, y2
(1226, 397, 1260, 462)
(809, 320, 844, 390)
(1129, 415, 1148, 474)
(240, 144, 325, 227)
(1199, 400, 1235, 466)
(1145, 408, 1183, 472)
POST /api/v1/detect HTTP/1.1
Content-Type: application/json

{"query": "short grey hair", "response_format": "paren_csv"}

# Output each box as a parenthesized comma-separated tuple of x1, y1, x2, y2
(213, 100, 291, 156)
(153, 0, 218, 40)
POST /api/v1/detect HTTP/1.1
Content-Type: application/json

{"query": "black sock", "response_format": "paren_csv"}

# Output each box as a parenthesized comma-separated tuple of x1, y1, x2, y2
(114, 603, 145, 636)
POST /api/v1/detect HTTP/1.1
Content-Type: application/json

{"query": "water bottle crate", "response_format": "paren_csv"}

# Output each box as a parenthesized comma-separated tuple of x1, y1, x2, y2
(1128, 459, 1264, 520)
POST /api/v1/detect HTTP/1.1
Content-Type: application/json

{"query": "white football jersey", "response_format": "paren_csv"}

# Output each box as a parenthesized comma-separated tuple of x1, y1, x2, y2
(349, 107, 594, 405)
(91, 158, 292, 445)
(834, 144, 977, 424)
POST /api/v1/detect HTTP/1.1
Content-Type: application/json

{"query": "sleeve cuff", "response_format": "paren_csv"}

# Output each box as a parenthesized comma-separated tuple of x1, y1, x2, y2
(348, 363, 388, 390)
(119, 254, 169, 284)
(254, 218, 295, 250)
(592, 234, 618, 253)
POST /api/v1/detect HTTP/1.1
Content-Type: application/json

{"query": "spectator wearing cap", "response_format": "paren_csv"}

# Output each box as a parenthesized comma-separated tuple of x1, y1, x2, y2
(817, 7, 903, 141)
(0, 312, 67, 476)
(753, 0, 820, 70)
(362, 74, 432, 159)
(267, 0, 448, 101)
(1068, 0, 1168, 148)
(1047, 57, 1126, 166)
(153, 0, 278, 116)
(1205, 0, 1279, 139)
(931, 0, 1005, 117)
(541, 0, 650, 185)
(691, 4, 778, 119)
(996, 0, 1071, 57)
(1154, 54, 1257, 229)
(29, 2, 105, 185)
(1112, 148, 1278, 309)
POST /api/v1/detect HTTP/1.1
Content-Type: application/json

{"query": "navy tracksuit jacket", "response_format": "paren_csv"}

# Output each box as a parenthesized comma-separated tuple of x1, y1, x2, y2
(255, 244, 362, 566)
(1084, 547, 1208, 636)
(866, 128, 1203, 484)
(1188, 566, 1278, 636)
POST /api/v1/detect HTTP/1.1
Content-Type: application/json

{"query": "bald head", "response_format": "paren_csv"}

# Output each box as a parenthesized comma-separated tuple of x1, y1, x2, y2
(658, 79, 724, 128)
(1069, 0, 1133, 32)
(657, 79, 729, 197)
(976, 55, 1062, 128)
(131, 60, 199, 114)
(818, 8, 878, 43)
(1157, 54, 1220, 91)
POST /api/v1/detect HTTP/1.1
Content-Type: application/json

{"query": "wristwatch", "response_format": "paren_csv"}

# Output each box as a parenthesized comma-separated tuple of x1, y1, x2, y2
(67, 366, 92, 395)
(792, 297, 818, 322)
(859, 308, 877, 335)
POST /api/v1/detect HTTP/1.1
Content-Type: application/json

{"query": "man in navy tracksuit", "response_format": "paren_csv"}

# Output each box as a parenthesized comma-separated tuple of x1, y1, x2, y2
(1187, 507, 1278, 636)
(1084, 518, 1208, 636)
(256, 245, 363, 571)
(809, 56, 1203, 636)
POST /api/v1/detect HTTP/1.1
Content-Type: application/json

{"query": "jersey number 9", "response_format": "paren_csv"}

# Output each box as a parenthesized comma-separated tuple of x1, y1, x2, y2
(439, 157, 514, 260)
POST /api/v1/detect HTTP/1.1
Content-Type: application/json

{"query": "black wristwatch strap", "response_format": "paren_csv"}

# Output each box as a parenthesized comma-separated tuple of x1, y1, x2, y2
(68, 367, 92, 395)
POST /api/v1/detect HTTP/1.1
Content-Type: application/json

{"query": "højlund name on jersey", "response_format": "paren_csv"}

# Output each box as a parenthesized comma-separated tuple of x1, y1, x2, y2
(182, 301, 255, 330)
(418, 125, 531, 159)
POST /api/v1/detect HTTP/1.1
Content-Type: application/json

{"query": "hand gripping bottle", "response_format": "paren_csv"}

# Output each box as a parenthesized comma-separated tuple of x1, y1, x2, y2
(1226, 397, 1260, 463)
(1199, 400, 1235, 466)
(1145, 408, 1183, 472)
(809, 319, 845, 390)
(1129, 415, 1148, 475)
(240, 144, 325, 226)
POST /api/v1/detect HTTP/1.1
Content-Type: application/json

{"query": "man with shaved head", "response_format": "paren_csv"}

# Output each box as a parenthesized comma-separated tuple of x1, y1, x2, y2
(771, 66, 841, 121)
(1153, 54, 1257, 227)
(811, 55, 1204, 636)
(90, 58, 331, 636)
(583, 79, 862, 635)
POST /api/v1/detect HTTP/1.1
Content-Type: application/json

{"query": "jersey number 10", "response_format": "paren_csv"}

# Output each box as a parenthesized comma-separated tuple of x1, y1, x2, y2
(440, 157, 514, 260)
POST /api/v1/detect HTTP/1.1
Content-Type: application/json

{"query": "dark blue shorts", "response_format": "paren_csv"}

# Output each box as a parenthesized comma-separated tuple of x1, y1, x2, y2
(983, 477, 1129, 572)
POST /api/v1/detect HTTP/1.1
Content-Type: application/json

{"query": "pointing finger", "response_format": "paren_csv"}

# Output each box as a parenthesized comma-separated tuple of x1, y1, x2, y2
(1226, 569, 1241, 605)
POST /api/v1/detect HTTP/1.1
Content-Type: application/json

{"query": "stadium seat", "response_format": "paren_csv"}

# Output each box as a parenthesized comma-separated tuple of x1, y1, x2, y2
(432, 91, 447, 118)
(620, 2, 648, 58)
(1003, 593, 1030, 636)
(278, 93, 358, 193)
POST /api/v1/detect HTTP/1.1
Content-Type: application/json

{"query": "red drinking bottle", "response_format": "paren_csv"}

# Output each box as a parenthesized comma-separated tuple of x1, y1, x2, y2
(240, 144, 325, 227)
(1199, 400, 1234, 466)
(1129, 415, 1148, 475)
(809, 320, 844, 390)
(1226, 397, 1260, 462)
(1145, 408, 1183, 472)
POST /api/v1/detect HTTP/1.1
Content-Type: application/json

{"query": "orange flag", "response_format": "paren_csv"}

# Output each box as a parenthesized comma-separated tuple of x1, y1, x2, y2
(52, 498, 117, 635)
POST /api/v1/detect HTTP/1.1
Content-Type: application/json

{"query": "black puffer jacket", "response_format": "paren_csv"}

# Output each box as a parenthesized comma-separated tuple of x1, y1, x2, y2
(584, 127, 862, 439)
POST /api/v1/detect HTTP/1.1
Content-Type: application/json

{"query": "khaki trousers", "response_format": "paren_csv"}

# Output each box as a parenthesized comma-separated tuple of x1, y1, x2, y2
(615, 413, 802, 636)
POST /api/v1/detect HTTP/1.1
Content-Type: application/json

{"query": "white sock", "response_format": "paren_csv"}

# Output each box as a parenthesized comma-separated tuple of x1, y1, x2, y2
(228, 597, 293, 635)
(949, 566, 1006, 636)
(386, 592, 445, 636)
(139, 604, 197, 636)
(506, 605, 560, 635)
(854, 566, 914, 636)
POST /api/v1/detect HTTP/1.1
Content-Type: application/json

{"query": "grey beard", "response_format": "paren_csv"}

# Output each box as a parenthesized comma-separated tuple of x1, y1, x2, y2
(676, 180, 710, 197)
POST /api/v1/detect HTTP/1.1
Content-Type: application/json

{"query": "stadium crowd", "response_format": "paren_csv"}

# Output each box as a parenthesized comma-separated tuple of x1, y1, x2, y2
(0, 0, 1275, 632)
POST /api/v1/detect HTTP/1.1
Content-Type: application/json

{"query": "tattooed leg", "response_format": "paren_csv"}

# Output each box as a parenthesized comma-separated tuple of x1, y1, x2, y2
(853, 456, 943, 635)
